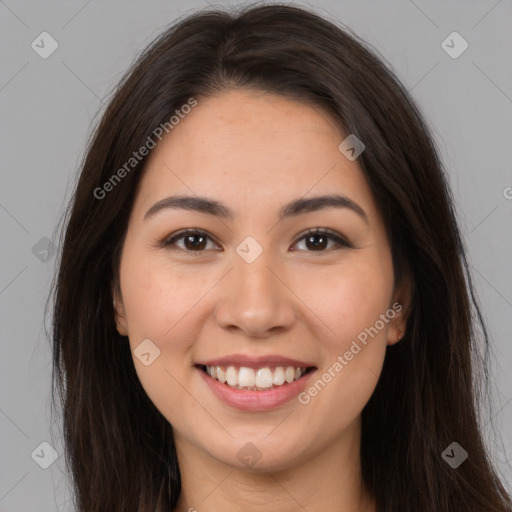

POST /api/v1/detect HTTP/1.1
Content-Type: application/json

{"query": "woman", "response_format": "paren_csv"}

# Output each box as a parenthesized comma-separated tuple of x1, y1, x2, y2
(51, 4, 512, 511)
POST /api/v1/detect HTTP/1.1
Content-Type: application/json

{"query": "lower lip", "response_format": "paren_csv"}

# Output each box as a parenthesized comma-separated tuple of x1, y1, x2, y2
(197, 367, 316, 411)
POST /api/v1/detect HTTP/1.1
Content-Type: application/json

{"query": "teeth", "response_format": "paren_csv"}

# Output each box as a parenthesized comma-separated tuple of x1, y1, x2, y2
(203, 364, 309, 390)
(255, 368, 273, 388)
(273, 366, 285, 385)
(238, 367, 255, 387)
(226, 366, 237, 386)
(217, 367, 226, 384)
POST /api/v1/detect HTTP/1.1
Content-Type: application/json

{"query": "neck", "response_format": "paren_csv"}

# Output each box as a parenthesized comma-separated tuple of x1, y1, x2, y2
(173, 417, 376, 512)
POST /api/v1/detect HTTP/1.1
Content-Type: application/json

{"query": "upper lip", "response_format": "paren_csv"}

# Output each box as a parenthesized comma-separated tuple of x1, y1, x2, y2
(196, 354, 316, 369)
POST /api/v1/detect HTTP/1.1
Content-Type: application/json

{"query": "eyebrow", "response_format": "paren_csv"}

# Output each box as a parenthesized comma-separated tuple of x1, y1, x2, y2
(144, 194, 369, 224)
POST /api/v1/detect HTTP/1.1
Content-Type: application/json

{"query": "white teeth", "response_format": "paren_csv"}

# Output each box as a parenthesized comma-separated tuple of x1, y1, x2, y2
(238, 367, 255, 387)
(226, 366, 238, 386)
(255, 368, 274, 388)
(285, 366, 295, 383)
(273, 366, 285, 385)
(217, 367, 226, 384)
(203, 364, 309, 390)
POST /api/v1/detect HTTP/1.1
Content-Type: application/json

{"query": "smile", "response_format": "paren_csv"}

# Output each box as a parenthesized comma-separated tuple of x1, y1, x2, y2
(200, 364, 314, 391)
(195, 355, 317, 411)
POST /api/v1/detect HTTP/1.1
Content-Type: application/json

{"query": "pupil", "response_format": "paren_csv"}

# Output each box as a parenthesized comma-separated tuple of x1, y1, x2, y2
(185, 234, 206, 250)
(308, 234, 326, 250)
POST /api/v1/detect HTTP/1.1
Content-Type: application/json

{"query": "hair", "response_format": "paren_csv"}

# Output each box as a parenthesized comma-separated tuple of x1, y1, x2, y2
(49, 3, 512, 511)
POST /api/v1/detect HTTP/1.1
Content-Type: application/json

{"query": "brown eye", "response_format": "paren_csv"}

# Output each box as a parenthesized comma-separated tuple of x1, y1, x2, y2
(292, 228, 351, 252)
(163, 229, 218, 252)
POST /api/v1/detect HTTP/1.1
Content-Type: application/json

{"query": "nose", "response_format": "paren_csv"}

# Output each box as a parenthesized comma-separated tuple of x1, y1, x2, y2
(213, 248, 296, 338)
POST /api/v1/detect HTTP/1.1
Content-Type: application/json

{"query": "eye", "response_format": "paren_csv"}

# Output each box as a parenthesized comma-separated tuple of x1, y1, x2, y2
(160, 227, 351, 253)
(292, 228, 352, 252)
(161, 228, 219, 252)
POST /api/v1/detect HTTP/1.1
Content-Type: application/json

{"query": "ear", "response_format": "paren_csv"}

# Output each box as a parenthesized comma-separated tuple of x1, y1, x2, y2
(387, 277, 411, 346)
(112, 282, 128, 336)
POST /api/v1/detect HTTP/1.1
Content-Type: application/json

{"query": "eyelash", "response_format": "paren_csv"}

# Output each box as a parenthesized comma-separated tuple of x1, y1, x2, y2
(160, 227, 352, 254)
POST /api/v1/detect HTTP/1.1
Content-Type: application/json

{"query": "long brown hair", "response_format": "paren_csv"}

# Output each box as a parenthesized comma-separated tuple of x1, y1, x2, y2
(50, 3, 512, 511)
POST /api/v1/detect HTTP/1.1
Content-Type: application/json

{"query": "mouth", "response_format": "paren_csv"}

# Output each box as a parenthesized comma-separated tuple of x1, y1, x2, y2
(196, 364, 316, 391)
(194, 355, 317, 411)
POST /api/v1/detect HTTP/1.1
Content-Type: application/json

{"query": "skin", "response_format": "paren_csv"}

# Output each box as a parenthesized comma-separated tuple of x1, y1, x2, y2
(113, 89, 409, 512)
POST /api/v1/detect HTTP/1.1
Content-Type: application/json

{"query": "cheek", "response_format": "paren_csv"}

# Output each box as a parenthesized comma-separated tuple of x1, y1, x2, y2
(308, 256, 394, 346)
(120, 246, 209, 342)
(131, 360, 206, 442)
(296, 256, 393, 421)
(119, 249, 209, 426)
(303, 255, 393, 399)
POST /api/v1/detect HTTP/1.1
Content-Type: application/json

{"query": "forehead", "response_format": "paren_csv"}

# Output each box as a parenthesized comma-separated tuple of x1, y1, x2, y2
(133, 89, 377, 223)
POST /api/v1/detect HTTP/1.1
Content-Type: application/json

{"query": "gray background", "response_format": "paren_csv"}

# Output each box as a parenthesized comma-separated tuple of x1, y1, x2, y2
(1, 0, 511, 510)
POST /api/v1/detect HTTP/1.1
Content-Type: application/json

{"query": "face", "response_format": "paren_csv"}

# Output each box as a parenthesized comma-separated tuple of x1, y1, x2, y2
(113, 89, 407, 472)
